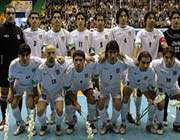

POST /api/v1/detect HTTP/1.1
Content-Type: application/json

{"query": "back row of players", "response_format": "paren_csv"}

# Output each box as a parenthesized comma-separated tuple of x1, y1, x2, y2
(5, 7, 180, 136)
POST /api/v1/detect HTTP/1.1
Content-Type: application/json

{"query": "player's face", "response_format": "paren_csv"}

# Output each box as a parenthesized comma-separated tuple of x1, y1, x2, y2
(5, 8, 16, 23)
(146, 14, 156, 28)
(46, 48, 56, 64)
(163, 52, 175, 68)
(96, 16, 105, 31)
(119, 11, 128, 27)
(19, 53, 30, 65)
(76, 15, 86, 30)
(107, 50, 118, 64)
(171, 13, 180, 30)
(51, 13, 62, 30)
(29, 14, 40, 29)
(139, 57, 151, 71)
(73, 56, 85, 71)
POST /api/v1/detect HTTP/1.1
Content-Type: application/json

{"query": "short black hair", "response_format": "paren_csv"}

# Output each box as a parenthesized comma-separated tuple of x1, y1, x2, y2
(137, 51, 152, 62)
(75, 12, 87, 22)
(116, 8, 129, 24)
(94, 12, 105, 20)
(4, 4, 16, 14)
(73, 50, 85, 60)
(105, 40, 119, 54)
(162, 47, 175, 56)
(51, 10, 62, 20)
(18, 43, 31, 55)
(28, 11, 39, 18)
(144, 11, 156, 23)
(169, 10, 180, 20)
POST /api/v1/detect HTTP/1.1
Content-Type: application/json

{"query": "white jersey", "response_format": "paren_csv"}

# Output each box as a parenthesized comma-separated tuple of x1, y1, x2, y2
(127, 65, 156, 92)
(23, 28, 46, 57)
(135, 28, 164, 59)
(151, 58, 180, 91)
(64, 63, 95, 92)
(91, 29, 111, 54)
(34, 61, 66, 95)
(8, 56, 42, 88)
(110, 25, 135, 57)
(45, 28, 74, 56)
(95, 58, 132, 93)
(71, 29, 92, 53)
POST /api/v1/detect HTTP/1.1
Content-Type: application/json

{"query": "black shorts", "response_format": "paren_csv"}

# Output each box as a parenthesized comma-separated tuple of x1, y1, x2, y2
(0, 64, 9, 87)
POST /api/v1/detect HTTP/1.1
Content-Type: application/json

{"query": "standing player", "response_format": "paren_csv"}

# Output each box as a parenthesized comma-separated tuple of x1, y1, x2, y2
(23, 11, 46, 57)
(0, 4, 25, 130)
(71, 12, 93, 61)
(163, 10, 180, 126)
(8, 43, 42, 136)
(34, 44, 66, 136)
(151, 47, 180, 133)
(45, 11, 74, 56)
(64, 50, 97, 134)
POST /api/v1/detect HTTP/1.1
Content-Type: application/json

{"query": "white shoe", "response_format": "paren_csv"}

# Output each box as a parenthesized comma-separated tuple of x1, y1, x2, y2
(119, 124, 126, 134)
(112, 124, 119, 133)
(99, 123, 107, 135)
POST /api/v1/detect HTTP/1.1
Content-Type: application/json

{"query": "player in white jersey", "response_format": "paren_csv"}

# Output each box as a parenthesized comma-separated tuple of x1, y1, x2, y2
(121, 51, 163, 134)
(44, 11, 74, 56)
(33, 45, 66, 136)
(71, 12, 94, 62)
(110, 8, 136, 58)
(134, 11, 168, 60)
(94, 40, 132, 134)
(23, 11, 46, 57)
(110, 8, 136, 123)
(7, 43, 42, 136)
(64, 50, 97, 134)
(91, 12, 111, 54)
(151, 47, 180, 133)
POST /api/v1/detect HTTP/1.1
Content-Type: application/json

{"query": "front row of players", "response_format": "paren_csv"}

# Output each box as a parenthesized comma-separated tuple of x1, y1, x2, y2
(7, 40, 180, 136)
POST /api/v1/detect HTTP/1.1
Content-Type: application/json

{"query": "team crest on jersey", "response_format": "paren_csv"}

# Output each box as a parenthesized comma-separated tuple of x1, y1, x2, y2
(128, 31, 131, 36)
(39, 35, 42, 39)
(105, 34, 108, 39)
(61, 36, 65, 42)
(85, 73, 88, 78)
(173, 70, 177, 76)
(32, 68, 36, 72)
(56, 69, 60, 75)
(153, 35, 157, 40)
(85, 36, 88, 40)
(116, 68, 120, 73)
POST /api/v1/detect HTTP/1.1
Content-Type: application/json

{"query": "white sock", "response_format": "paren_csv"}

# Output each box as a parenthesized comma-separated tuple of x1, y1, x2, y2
(111, 108, 120, 124)
(56, 112, 64, 126)
(121, 103, 128, 124)
(156, 108, 164, 124)
(12, 107, 22, 124)
(174, 107, 180, 125)
(87, 103, 96, 123)
(98, 108, 108, 124)
(65, 105, 76, 125)
(38, 111, 46, 126)
(147, 104, 156, 124)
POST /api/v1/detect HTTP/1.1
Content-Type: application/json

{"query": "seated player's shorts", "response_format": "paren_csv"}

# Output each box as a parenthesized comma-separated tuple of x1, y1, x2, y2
(14, 85, 33, 97)
(0, 64, 9, 87)
(39, 91, 64, 103)
(161, 85, 180, 98)
(71, 82, 93, 95)
(100, 88, 121, 99)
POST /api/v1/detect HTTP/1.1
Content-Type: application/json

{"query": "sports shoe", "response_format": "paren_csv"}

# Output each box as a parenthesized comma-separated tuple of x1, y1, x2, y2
(111, 123, 119, 133)
(39, 125, 47, 136)
(126, 112, 135, 124)
(90, 123, 97, 134)
(156, 123, 164, 135)
(163, 121, 168, 127)
(66, 124, 75, 135)
(173, 124, 180, 132)
(56, 125, 63, 136)
(146, 124, 157, 134)
(99, 123, 107, 135)
(14, 125, 26, 136)
(119, 124, 127, 134)
(0, 120, 6, 131)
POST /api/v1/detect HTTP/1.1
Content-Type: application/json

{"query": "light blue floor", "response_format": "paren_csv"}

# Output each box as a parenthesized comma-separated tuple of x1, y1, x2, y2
(0, 96, 179, 140)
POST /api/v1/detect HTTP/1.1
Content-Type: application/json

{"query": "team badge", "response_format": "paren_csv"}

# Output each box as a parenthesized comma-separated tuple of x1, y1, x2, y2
(116, 68, 120, 73)
(173, 70, 177, 76)
(85, 73, 88, 78)
(56, 69, 60, 75)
